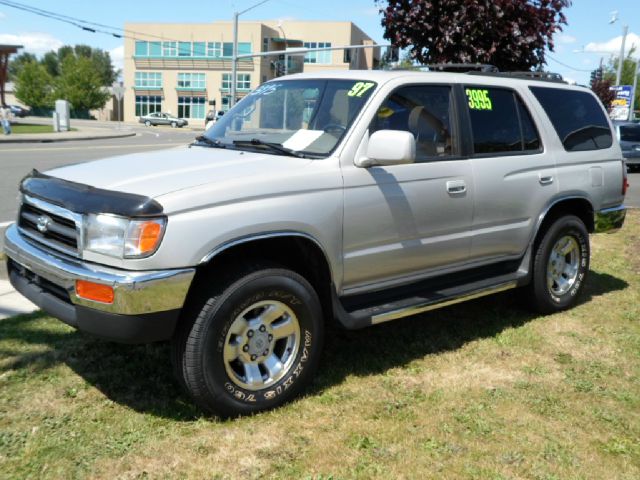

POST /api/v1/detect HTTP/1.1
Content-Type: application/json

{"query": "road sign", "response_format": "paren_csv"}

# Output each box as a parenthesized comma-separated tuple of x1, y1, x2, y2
(112, 85, 125, 101)
(610, 85, 633, 120)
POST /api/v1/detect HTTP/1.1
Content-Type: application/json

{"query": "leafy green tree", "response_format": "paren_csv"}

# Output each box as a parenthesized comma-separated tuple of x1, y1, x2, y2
(54, 55, 110, 111)
(376, 0, 572, 71)
(8, 52, 37, 81)
(41, 51, 60, 77)
(14, 61, 54, 108)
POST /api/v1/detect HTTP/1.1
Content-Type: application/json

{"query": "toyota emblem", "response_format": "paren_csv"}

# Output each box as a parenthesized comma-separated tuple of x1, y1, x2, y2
(36, 215, 52, 233)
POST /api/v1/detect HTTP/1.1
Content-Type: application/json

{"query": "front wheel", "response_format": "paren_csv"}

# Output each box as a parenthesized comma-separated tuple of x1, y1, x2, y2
(173, 266, 324, 417)
(144, 120, 151, 127)
(170, 121, 177, 128)
(526, 215, 590, 313)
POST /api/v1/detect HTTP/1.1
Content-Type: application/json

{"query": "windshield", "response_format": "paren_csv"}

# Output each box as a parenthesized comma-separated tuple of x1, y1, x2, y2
(203, 79, 377, 157)
(620, 125, 640, 142)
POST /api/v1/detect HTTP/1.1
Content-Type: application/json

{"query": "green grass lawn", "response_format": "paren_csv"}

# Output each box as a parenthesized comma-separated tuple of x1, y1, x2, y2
(9, 123, 54, 134)
(1, 212, 639, 479)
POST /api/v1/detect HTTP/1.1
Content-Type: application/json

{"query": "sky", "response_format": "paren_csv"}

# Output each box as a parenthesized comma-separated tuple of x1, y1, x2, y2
(0, 0, 638, 85)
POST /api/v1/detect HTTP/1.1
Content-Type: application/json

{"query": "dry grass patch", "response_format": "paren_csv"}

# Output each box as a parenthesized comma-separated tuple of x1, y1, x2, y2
(1, 212, 639, 479)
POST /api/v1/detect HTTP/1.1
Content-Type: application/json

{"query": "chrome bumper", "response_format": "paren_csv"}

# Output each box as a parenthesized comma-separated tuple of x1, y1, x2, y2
(594, 205, 627, 234)
(3, 224, 195, 315)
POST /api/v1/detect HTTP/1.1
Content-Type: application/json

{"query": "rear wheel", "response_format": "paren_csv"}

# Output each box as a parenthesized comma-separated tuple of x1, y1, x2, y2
(526, 215, 589, 313)
(144, 120, 151, 127)
(170, 121, 178, 128)
(173, 265, 324, 417)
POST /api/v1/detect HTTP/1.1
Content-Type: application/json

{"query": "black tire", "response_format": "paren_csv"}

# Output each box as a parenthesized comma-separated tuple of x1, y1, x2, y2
(526, 215, 590, 314)
(170, 121, 177, 128)
(173, 266, 324, 417)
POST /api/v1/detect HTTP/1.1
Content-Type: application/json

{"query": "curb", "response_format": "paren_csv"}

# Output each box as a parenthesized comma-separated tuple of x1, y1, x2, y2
(0, 131, 137, 144)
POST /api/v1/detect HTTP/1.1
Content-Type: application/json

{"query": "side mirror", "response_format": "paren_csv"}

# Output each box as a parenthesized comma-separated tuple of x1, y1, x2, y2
(356, 130, 416, 167)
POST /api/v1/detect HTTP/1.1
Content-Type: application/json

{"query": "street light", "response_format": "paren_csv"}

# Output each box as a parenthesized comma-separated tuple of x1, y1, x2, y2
(231, 0, 271, 108)
(277, 21, 288, 75)
(609, 10, 628, 86)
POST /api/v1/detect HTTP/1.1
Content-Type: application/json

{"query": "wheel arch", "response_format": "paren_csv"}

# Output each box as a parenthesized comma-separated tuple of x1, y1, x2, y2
(532, 196, 595, 250)
(187, 232, 336, 323)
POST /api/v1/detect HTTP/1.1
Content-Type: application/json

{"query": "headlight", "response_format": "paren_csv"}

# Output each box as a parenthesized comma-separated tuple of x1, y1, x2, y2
(84, 214, 166, 259)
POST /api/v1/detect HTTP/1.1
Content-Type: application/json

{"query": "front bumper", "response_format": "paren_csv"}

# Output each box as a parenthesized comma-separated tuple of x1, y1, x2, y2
(4, 225, 195, 343)
(594, 205, 627, 234)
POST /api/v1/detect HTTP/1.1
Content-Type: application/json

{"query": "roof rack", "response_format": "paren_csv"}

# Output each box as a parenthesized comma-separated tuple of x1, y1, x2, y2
(391, 63, 499, 73)
(467, 70, 566, 83)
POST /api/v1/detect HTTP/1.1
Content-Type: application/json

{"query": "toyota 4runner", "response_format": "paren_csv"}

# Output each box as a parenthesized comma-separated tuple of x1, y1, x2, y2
(4, 70, 628, 416)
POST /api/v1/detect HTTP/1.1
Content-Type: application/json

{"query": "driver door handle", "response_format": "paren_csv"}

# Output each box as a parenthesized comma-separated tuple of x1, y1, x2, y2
(446, 180, 467, 194)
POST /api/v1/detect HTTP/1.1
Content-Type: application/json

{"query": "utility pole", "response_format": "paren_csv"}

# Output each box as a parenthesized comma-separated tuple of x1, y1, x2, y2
(629, 59, 639, 121)
(231, 0, 271, 108)
(616, 24, 628, 86)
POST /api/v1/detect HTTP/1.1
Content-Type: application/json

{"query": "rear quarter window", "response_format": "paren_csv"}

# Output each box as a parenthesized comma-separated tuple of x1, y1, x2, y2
(529, 87, 612, 152)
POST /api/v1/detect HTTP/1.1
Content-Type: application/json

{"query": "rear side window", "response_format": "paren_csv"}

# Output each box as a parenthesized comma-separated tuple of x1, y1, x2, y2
(464, 87, 541, 154)
(620, 125, 640, 142)
(530, 87, 612, 151)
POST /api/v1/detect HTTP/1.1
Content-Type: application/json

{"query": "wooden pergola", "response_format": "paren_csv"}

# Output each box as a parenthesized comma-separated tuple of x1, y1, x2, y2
(0, 44, 22, 107)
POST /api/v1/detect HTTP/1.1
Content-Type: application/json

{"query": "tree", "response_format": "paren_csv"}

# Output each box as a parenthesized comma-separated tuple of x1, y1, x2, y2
(376, 0, 572, 71)
(590, 78, 615, 111)
(14, 61, 54, 108)
(54, 55, 110, 111)
(8, 52, 37, 81)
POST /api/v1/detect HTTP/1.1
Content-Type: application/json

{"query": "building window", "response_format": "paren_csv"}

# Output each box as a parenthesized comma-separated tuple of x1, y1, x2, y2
(135, 95, 162, 116)
(177, 73, 206, 89)
(221, 96, 231, 111)
(135, 41, 148, 56)
(149, 41, 161, 56)
(178, 96, 206, 118)
(222, 73, 251, 91)
(135, 72, 162, 88)
(162, 41, 177, 57)
(193, 42, 206, 57)
(263, 37, 269, 52)
(343, 49, 351, 64)
(303, 42, 332, 64)
(178, 42, 192, 56)
(221, 42, 252, 57)
(207, 42, 222, 57)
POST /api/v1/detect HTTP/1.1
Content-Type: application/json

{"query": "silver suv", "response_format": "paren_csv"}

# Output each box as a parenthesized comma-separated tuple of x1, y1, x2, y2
(4, 70, 628, 416)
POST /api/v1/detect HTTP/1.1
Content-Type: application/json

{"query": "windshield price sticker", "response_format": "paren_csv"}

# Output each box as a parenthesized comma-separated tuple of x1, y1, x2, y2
(348, 82, 375, 98)
(466, 88, 493, 111)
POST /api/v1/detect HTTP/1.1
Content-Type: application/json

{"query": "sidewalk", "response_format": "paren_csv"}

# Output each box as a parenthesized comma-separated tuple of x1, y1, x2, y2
(0, 262, 37, 320)
(0, 120, 137, 144)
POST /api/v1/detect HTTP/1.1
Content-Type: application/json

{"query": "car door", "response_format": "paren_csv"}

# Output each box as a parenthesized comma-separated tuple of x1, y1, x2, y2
(341, 84, 474, 292)
(462, 85, 557, 262)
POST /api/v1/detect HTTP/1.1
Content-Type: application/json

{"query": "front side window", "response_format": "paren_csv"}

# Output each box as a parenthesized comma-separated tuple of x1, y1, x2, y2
(465, 87, 541, 154)
(204, 79, 377, 157)
(371, 85, 458, 161)
(530, 87, 612, 151)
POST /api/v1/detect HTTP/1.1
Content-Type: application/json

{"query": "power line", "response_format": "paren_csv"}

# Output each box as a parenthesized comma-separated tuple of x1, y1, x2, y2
(546, 54, 594, 73)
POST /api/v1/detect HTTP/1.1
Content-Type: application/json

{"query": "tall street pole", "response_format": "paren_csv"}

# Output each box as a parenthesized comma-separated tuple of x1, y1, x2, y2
(629, 59, 639, 121)
(616, 24, 628, 86)
(230, 0, 271, 108)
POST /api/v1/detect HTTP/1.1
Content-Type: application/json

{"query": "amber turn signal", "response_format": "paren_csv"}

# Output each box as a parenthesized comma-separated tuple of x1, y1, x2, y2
(137, 221, 163, 253)
(76, 280, 114, 304)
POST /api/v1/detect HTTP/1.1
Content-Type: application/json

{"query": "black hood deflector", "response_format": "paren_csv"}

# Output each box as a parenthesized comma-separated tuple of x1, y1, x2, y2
(20, 170, 164, 217)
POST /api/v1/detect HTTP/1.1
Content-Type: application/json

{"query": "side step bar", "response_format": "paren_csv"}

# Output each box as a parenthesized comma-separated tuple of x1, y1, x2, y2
(371, 280, 517, 324)
(333, 272, 524, 330)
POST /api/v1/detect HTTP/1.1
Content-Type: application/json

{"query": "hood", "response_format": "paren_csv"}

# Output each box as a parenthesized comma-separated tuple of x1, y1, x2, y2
(46, 146, 313, 199)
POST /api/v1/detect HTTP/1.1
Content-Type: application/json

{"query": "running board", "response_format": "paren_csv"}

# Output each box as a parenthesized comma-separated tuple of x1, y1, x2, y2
(371, 280, 517, 324)
(332, 272, 524, 330)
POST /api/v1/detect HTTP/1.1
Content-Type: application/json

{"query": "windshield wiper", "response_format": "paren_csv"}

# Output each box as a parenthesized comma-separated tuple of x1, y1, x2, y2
(232, 138, 306, 158)
(190, 135, 227, 149)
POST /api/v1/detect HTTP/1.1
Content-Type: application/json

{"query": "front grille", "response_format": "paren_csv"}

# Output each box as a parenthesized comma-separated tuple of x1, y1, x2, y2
(18, 198, 80, 257)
